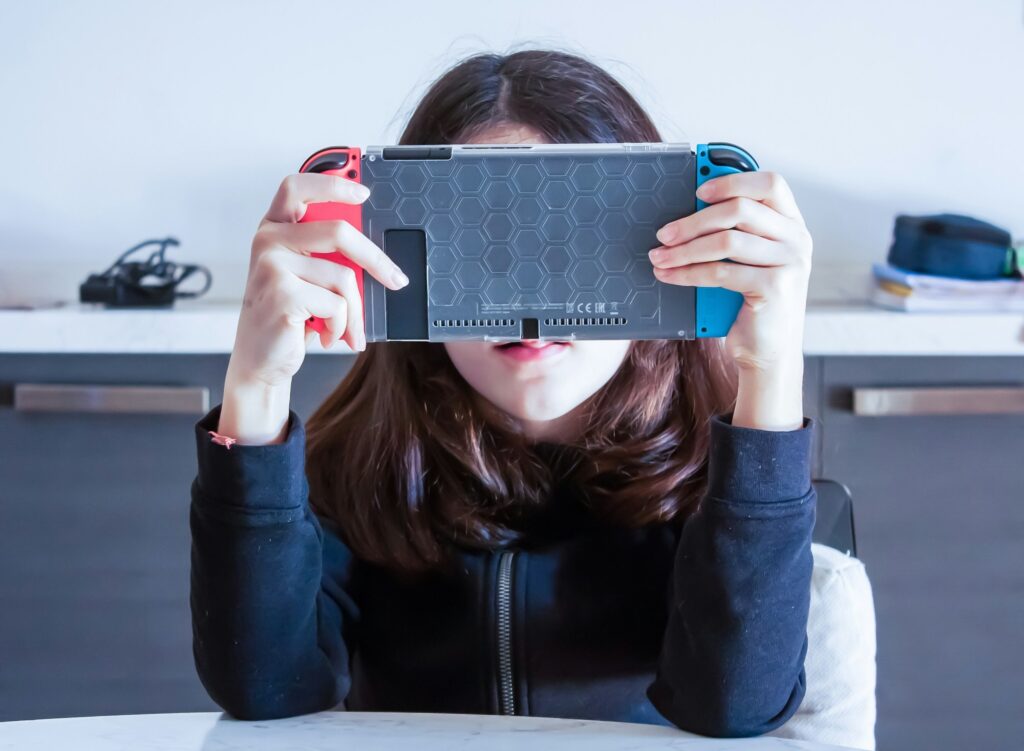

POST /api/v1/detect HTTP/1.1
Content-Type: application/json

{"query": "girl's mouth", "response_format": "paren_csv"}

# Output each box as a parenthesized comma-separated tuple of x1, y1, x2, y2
(494, 340, 572, 362)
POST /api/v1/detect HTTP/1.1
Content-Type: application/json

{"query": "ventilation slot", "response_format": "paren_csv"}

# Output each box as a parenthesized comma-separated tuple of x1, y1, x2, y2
(432, 318, 517, 328)
(544, 317, 628, 327)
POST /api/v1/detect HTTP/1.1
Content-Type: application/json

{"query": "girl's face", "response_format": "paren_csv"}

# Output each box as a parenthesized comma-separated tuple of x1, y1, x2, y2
(443, 124, 633, 443)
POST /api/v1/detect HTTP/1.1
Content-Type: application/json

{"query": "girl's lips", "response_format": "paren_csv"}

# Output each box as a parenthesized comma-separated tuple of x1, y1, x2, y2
(494, 341, 571, 362)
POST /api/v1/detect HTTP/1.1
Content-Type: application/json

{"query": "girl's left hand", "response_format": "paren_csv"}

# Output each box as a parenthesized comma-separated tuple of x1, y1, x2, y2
(647, 171, 812, 376)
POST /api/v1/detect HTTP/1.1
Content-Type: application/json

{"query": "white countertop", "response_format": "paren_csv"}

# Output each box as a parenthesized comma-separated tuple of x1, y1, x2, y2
(0, 711, 858, 751)
(1, 298, 1022, 356)
(1, 263, 1022, 356)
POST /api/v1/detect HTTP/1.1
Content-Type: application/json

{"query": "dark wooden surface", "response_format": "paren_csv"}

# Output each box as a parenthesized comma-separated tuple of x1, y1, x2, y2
(818, 356, 1024, 750)
(0, 353, 357, 720)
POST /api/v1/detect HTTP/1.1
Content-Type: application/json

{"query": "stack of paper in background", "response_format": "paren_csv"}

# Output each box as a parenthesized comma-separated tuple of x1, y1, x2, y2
(871, 262, 1024, 312)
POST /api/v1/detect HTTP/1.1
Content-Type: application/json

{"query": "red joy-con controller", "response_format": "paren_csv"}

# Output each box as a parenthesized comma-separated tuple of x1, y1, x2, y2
(297, 146, 365, 341)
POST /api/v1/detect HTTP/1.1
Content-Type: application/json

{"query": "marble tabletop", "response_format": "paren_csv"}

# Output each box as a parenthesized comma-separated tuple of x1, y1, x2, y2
(0, 711, 859, 751)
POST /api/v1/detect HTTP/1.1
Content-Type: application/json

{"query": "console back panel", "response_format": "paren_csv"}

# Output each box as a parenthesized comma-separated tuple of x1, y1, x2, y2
(356, 144, 699, 342)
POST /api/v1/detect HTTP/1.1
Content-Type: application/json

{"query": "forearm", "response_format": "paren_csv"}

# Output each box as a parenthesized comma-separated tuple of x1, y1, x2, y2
(190, 501, 348, 718)
(191, 404, 353, 719)
(648, 408, 816, 736)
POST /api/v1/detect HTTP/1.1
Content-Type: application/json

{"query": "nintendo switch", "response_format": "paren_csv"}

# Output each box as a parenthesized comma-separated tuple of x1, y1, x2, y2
(298, 142, 757, 342)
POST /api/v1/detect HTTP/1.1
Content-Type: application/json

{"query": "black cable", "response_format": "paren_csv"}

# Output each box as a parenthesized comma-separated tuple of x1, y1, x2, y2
(81, 237, 212, 306)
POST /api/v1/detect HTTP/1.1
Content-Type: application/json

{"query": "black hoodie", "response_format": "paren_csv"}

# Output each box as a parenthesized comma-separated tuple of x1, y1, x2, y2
(189, 404, 815, 737)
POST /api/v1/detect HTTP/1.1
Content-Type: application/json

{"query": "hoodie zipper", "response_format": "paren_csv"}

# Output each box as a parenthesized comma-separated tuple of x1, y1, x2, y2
(495, 549, 516, 715)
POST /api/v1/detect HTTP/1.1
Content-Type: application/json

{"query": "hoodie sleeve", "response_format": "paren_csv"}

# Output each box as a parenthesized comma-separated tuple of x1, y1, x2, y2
(189, 403, 359, 720)
(647, 410, 816, 737)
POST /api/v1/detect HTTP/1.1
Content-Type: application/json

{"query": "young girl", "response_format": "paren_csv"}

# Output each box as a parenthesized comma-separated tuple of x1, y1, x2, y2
(190, 49, 816, 737)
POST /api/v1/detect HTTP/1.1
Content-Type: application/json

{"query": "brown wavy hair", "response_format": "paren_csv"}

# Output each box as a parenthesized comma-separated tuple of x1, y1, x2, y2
(306, 48, 739, 573)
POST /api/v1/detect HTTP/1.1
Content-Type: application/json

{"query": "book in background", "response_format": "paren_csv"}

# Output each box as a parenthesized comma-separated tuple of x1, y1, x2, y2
(870, 262, 1024, 312)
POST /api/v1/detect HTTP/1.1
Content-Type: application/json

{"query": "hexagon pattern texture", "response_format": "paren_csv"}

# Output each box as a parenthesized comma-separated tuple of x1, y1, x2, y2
(360, 150, 698, 338)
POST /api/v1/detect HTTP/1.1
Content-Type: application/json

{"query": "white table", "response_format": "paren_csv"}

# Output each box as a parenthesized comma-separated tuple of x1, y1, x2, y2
(2, 297, 1024, 356)
(0, 711, 858, 750)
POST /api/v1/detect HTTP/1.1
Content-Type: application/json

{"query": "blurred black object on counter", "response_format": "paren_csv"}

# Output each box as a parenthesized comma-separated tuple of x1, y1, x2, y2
(79, 237, 211, 308)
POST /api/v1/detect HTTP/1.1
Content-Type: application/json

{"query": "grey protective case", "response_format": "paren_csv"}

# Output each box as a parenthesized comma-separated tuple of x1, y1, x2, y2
(357, 143, 699, 342)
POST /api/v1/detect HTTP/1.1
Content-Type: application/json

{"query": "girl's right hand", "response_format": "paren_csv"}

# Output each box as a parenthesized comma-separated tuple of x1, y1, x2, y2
(218, 172, 409, 443)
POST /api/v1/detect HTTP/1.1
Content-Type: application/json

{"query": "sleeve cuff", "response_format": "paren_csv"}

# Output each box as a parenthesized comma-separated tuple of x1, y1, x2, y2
(706, 411, 815, 503)
(194, 402, 308, 511)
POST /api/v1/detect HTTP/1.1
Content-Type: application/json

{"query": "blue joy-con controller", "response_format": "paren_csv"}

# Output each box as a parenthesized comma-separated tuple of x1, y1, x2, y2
(694, 143, 759, 337)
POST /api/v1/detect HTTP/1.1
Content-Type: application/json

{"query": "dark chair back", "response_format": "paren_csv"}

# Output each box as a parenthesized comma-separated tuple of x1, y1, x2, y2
(811, 479, 857, 556)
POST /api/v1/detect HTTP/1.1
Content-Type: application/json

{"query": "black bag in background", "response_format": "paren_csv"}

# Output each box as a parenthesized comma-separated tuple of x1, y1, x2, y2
(887, 213, 1020, 280)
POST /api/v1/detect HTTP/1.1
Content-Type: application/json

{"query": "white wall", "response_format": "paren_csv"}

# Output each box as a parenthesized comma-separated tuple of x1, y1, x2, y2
(1, 0, 1021, 304)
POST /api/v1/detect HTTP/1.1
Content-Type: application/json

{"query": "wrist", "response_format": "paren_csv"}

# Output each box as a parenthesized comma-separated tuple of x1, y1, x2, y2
(219, 374, 292, 445)
(736, 352, 805, 383)
(733, 355, 805, 431)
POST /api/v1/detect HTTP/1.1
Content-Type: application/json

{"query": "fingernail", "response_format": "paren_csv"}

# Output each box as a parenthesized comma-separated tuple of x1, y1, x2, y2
(392, 269, 410, 288)
(648, 248, 665, 263)
(357, 184, 371, 199)
(656, 227, 675, 244)
(695, 182, 712, 199)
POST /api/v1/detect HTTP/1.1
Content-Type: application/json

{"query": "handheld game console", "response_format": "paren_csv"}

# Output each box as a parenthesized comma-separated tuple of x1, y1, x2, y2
(298, 142, 757, 342)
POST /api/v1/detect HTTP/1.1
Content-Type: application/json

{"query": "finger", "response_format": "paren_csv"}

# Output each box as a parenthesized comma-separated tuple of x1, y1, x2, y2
(288, 270, 352, 329)
(312, 299, 348, 351)
(264, 172, 370, 224)
(695, 171, 803, 221)
(656, 196, 800, 247)
(279, 251, 365, 351)
(652, 259, 767, 297)
(288, 276, 348, 349)
(259, 219, 409, 291)
(319, 296, 348, 351)
(650, 230, 795, 269)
